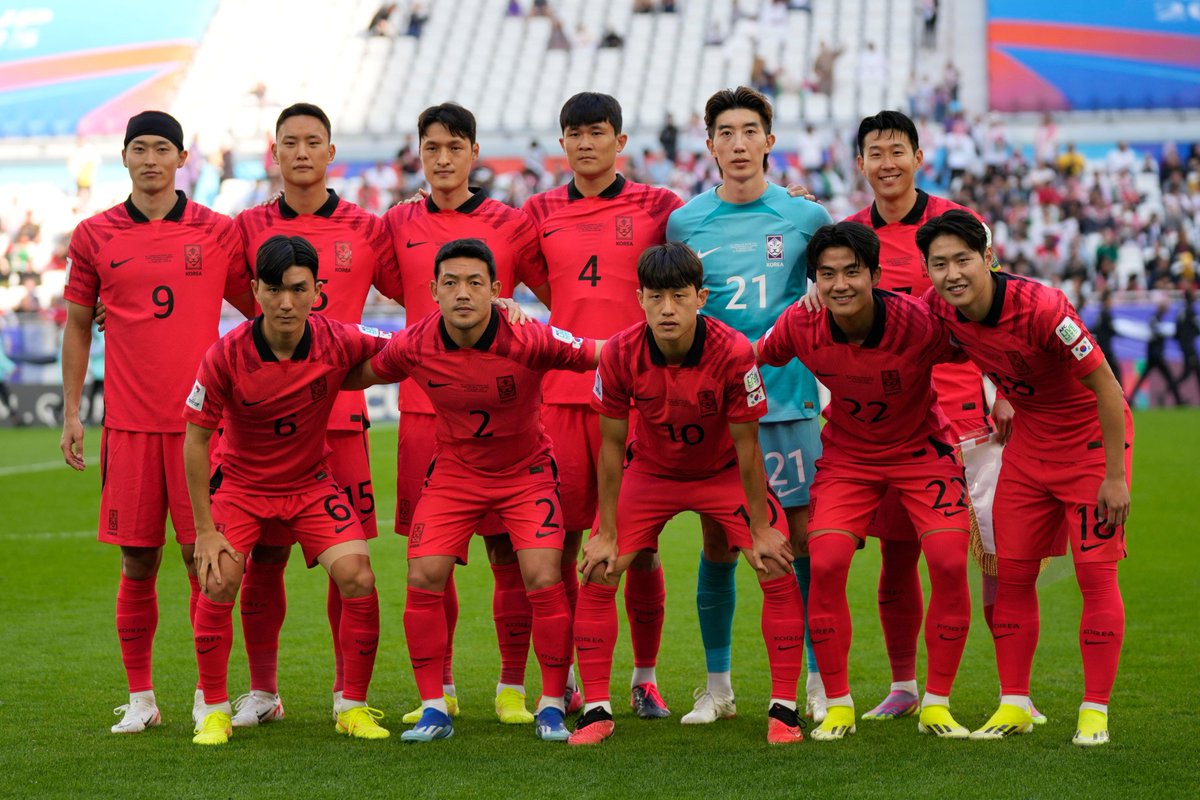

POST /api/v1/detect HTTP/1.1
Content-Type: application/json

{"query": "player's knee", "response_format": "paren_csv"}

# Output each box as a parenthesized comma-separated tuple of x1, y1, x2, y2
(406, 562, 448, 592)
(120, 546, 161, 580)
(205, 576, 239, 604)
(335, 561, 375, 598)
(250, 544, 292, 565)
(629, 549, 659, 571)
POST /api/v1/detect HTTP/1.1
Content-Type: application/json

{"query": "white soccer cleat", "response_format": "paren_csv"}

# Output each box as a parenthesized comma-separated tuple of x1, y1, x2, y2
(111, 696, 162, 734)
(232, 690, 285, 727)
(680, 687, 737, 725)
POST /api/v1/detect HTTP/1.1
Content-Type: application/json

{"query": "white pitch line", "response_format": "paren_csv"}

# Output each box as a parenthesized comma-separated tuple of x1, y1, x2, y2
(0, 458, 98, 477)
(0, 529, 94, 541)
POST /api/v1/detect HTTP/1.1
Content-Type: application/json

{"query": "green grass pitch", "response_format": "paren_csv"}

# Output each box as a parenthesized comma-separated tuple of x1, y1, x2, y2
(1, 411, 1196, 799)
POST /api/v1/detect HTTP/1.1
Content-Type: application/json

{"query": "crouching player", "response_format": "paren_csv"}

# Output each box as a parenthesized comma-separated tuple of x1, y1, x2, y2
(917, 210, 1132, 746)
(183, 235, 391, 745)
(756, 222, 973, 741)
(572, 242, 807, 746)
(346, 238, 599, 743)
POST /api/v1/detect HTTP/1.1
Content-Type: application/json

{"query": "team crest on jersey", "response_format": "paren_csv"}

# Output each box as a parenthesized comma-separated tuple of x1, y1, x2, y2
(184, 244, 202, 276)
(881, 369, 902, 395)
(310, 376, 328, 401)
(1005, 350, 1033, 376)
(697, 390, 718, 417)
(335, 241, 353, 273)
(397, 499, 411, 524)
(765, 234, 784, 267)
(497, 375, 517, 402)
(615, 215, 634, 246)
(410, 523, 424, 546)
(108, 509, 119, 532)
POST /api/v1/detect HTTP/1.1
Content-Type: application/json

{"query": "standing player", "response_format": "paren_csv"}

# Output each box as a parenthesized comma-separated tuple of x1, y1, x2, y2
(571, 242, 806, 746)
(60, 111, 253, 733)
(184, 235, 390, 745)
(231, 102, 404, 728)
(918, 211, 1132, 747)
(347, 238, 598, 743)
(842, 110, 1043, 723)
(757, 222, 973, 740)
(384, 102, 551, 725)
(667, 86, 831, 724)
(521, 92, 683, 718)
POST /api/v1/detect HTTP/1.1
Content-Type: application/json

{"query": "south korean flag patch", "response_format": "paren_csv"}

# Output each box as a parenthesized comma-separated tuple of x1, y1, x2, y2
(186, 380, 206, 412)
(1071, 337, 1094, 361)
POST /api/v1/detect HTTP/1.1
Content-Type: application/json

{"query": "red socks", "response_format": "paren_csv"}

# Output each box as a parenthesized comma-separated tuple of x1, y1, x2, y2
(339, 591, 380, 703)
(808, 534, 857, 698)
(1077, 561, 1124, 705)
(116, 575, 158, 693)
(760, 574, 805, 702)
(920, 532, 971, 697)
(528, 583, 572, 699)
(492, 562, 532, 685)
(187, 574, 201, 629)
(560, 559, 580, 618)
(194, 594, 234, 704)
(574, 582, 619, 704)
(625, 563, 665, 669)
(326, 577, 344, 694)
(240, 559, 286, 695)
(404, 586, 447, 701)
(443, 572, 459, 687)
(993, 556, 1041, 696)
(878, 537, 923, 684)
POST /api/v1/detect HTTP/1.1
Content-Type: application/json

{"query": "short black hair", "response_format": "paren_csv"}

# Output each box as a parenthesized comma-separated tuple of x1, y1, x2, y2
(276, 103, 332, 140)
(806, 222, 882, 282)
(559, 92, 623, 134)
(915, 210, 989, 261)
(256, 235, 319, 284)
(434, 238, 496, 281)
(856, 110, 919, 155)
(704, 86, 773, 170)
(418, 102, 477, 144)
(637, 242, 704, 291)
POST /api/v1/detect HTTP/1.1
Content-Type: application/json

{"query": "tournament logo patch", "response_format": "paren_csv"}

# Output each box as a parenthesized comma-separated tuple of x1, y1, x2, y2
(551, 326, 583, 348)
(108, 509, 119, 532)
(615, 215, 633, 246)
(1071, 337, 1094, 361)
(186, 380, 206, 411)
(744, 366, 762, 392)
(410, 522, 424, 546)
(497, 375, 517, 402)
(592, 372, 603, 402)
(335, 241, 353, 271)
(1055, 316, 1082, 345)
(184, 244, 202, 276)
(881, 369, 902, 395)
(1005, 350, 1033, 376)
(697, 389, 718, 417)
(310, 376, 328, 401)
(765, 234, 784, 266)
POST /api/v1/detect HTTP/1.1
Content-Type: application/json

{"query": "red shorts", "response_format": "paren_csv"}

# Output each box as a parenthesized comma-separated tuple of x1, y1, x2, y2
(608, 465, 790, 555)
(396, 412, 503, 536)
(993, 448, 1132, 563)
(210, 483, 365, 568)
(811, 454, 971, 541)
(407, 455, 564, 563)
(542, 403, 601, 531)
(98, 428, 196, 547)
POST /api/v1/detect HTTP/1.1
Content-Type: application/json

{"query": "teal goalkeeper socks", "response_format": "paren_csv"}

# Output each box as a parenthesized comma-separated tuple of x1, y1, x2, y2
(793, 556, 819, 674)
(696, 554, 738, 673)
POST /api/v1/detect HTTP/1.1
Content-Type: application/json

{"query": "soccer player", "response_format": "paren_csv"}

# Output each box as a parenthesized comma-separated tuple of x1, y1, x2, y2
(230, 102, 404, 728)
(384, 102, 552, 725)
(667, 86, 831, 724)
(571, 242, 807, 746)
(757, 221, 973, 740)
(184, 235, 390, 746)
(521, 92, 684, 718)
(347, 238, 599, 743)
(60, 110, 253, 733)
(918, 210, 1132, 747)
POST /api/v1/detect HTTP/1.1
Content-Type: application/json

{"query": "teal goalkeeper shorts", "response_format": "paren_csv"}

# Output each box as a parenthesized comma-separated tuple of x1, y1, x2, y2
(758, 417, 821, 508)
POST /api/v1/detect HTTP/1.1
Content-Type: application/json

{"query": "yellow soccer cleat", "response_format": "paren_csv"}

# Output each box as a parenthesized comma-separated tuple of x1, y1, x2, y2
(402, 695, 459, 724)
(192, 711, 232, 746)
(495, 687, 535, 724)
(917, 705, 969, 739)
(969, 703, 1033, 740)
(336, 706, 390, 740)
(1072, 708, 1110, 747)
(810, 704, 856, 741)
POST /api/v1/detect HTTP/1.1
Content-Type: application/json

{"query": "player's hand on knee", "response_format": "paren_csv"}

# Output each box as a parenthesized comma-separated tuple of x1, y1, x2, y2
(749, 527, 793, 575)
(195, 528, 240, 586)
(60, 419, 85, 470)
(580, 531, 618, 584)
(1097, 478, 1130, 529)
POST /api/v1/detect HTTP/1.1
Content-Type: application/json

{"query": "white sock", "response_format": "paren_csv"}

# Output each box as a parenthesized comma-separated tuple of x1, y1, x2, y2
(826, 693, 853, 709)
(1000, 694, 1032, 712)
(130, 690, 156, 705)
(566, 668, 579, 691)
(806, 672, 825, 695)
(706, 671, 733, 696)
(631, 667, 657, 687)
(537, 695, 565, 713)
(422, 697, 449, 714)
(335, 697, 366, 713)
(922, 692, 950, 709)
(1080, 701, 1108, 715)
(891, 680, 918, 696)
(443, 683, 457, 698)
(331, 689, 343, 706)
(202, 700, 232, 715)
(583, 700, 612, 715)
(769, 698, 797, 711)
(496, 682, 526, 696)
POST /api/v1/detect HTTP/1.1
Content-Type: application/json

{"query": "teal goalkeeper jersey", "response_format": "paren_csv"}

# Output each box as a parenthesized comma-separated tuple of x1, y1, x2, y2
(667, 183, 832, 422)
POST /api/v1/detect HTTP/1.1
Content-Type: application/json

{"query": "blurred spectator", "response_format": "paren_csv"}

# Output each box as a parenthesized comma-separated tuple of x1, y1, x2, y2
(796, 124, 825, 174)
(660, 0, 677, 11)
(367, 3, 398, 36)
(1090, 292, 1123, 387)
(705, 22, 726, 45)
(529, 0, 550, 17)
(67, 135, 100, 212)
(1105, 141, 1137, 174)
(1056, 142, 1085, 177)
(1130, 301, 1184, 405)
(364, 160, 400, 210)
(572, 23, 595, 50)
(506, 1, 522, 17)
(599, 28, 624, 48)
(1177, 291, 1200, 398)
(634, 0, 655, 12)
(920, 0, 938, 48)
(810, 40, 843, 95)
(751, 56, 778, 99)
(659, 114, 679, 163)
(405, 2, 428, 37)
(548, 19, 571, 50)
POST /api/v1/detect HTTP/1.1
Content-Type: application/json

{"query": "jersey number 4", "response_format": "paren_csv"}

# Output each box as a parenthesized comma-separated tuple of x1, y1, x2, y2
(579, 255, 600, 286)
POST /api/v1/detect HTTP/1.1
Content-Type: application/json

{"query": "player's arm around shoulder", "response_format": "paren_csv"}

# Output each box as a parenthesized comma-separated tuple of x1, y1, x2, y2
(343, 327, 405, 390)
(754, 301, 806, 367)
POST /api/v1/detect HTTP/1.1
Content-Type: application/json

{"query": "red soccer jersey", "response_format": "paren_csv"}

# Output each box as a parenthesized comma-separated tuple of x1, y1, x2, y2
(922, 273, 1130, 463)
(371, 308, 596, 478)
(845, 190, 988, 422)
(64, 192, 250, 433)
(523, 175, 683, 405)
(235, 190, 401, 432)
(384, 191, 545, 414)
(758, 291, 959, 462)
(592, 315, 765, 480)
(184, 314, 390, 495)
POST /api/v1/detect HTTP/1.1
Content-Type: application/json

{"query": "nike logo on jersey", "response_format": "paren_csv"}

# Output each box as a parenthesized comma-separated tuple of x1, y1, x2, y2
(109, 257, 134, 269)
(241, 398, 266, 406)
(120, 635, 142, 642)
(696, 247, 721, 259)
(993, 632, 1017, 640)
(633, 394, 658, 402)
(542, 228, 565, 238)
(358, 647, 377, 656)
(197, 645, 219, 655)
(1079, 542, 1109, 552)
(406, 240, 428, 248)
(814, 370, 837, 378)
(772, 485, 804, 498)
(334, 522, 354, 534)
(427, 380, 451, 388)
(534, 530, 557, 538)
